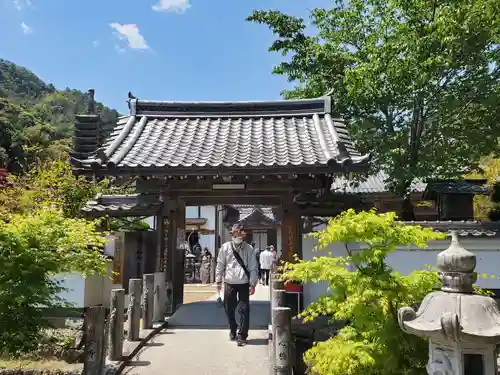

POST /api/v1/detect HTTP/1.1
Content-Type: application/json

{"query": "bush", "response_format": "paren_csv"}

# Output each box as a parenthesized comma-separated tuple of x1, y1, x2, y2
(282, 209, 446, 375)
(0, 207, 107, 357)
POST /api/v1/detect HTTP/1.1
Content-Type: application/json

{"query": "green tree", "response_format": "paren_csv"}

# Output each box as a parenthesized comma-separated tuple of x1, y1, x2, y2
(0, 207, 107, 356)
(0, 160, 108, 219)
(248, 0, 500, 219)
(281, 210, 446, 375)
(466, 155, 500, 220)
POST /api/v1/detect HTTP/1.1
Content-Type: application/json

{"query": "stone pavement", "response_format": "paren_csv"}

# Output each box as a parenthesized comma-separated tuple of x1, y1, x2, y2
(124, 285, 271, 375)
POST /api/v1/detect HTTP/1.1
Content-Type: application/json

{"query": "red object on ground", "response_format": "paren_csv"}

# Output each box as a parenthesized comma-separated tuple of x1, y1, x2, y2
(0, 168, 8, 188)
(284, 282, 303, 293)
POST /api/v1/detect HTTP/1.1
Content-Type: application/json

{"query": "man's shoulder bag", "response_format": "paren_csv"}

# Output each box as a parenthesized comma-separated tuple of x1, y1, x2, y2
(231, 243, 250, 281)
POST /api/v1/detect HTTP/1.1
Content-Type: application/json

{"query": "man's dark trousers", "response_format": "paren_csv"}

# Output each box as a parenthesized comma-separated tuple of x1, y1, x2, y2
(224, 283, 250, 339)
(262, 269, 270, 286)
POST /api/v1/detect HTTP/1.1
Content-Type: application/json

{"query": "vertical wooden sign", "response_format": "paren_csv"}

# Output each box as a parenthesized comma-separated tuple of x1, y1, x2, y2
(281, 215, 298, 262)
(162, 218, 170, 273)
(112, 232, 125, 285)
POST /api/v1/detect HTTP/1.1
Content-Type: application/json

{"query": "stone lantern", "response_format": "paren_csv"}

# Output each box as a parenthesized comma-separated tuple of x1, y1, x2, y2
(398, 231, 500, 375)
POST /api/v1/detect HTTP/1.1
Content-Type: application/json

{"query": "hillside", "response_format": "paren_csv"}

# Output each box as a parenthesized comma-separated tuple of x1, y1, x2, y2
(0, 59, 119, 172)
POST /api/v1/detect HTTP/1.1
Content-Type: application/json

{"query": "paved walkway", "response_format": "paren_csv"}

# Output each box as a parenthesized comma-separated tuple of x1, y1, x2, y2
(124, 285, 271, 375)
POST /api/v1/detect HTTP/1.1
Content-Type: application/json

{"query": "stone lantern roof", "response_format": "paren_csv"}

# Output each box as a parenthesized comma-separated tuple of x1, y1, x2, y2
(398, 232, 500, 344)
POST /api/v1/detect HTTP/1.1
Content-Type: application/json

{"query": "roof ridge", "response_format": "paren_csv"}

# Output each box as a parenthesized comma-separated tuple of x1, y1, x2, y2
(129, 96, 332, 117)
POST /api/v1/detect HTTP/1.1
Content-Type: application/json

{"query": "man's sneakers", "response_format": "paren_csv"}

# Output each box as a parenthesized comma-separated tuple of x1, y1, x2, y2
(229, 331, 247, 346)
(236, 335, 247, 347)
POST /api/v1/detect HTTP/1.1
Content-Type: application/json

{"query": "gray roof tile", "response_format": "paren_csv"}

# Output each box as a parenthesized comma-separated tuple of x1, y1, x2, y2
(75, 97, 370, 172)
(82, 194, 161, 216)
(331, 171, 427, 194)
(330, 171, 488, 195)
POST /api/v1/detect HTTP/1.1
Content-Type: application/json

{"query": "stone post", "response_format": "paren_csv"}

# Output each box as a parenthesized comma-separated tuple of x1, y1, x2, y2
(153, 271, 166, 323)
(271, 276, 285, 328)
(108, 289, 125, 361)
(83, 306, 105, 375)
(273, 307, 292, 375)
(127, 278, 142, 341)
(270, 289, 286, 374)
(142, 273, 155, 329)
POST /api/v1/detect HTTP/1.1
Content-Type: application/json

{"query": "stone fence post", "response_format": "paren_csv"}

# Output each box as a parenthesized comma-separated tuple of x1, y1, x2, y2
(153, 271, 166, 324)
(273, 306, 292, 375)
(127, 278, 142, 341)
(271, 276, 285, 328)
(142, 273, 155, 329)
(83, 306, 105, 375)
(270, 288, 286, 375)
(108, 289, 125, 361)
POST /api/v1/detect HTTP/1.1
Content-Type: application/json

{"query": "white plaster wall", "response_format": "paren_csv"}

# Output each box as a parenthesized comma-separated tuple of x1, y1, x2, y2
(253, 231, 268, 250)
(301, 228, 500, 307)
(144, 216, 155, 229)
(301, 234, 360, 307)
(53, 273, 85, 307)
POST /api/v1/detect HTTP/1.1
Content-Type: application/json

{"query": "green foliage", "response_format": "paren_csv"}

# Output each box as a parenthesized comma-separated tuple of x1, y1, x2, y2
(466, 155, 500, 220)
(0, 59, 119, 170)
(0, 207, 107, 357)
(0, 160, 108, 219)
(281, 210, 446, 375)
(248, 0, 500, 218)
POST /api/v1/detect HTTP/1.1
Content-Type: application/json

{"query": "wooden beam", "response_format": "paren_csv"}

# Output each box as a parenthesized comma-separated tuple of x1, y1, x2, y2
(136, 178, 322, 193)
(183, 196, 282, 206)
(77, 163, 369, 178)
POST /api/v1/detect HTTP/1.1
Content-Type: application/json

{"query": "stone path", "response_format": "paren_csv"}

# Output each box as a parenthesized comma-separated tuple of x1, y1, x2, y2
(124, 285, 271, 375)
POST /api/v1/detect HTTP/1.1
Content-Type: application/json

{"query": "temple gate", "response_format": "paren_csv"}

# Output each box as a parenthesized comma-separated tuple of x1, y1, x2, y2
(72, 92, 370, 313)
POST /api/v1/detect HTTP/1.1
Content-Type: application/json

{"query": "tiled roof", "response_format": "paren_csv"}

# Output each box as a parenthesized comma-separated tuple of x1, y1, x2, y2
(237, 207, 280, 225)
(233, 205, 276, 221)
(82, 194, 162, 216)
(404, 221, 500, 237)
(331, 171, 487, 195)
(331, 171, 427, 194)
(423, 180, 489, 198)
(308, 218, 500, 237)
(73, 97, 370, 174)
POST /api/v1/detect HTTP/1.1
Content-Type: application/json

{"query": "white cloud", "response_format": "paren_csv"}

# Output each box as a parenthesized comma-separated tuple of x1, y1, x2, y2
(21, 22, 33, 35)
(109, 23, 149, 51)
(152, 0, 190, 13)
(13, 0, 32, 11)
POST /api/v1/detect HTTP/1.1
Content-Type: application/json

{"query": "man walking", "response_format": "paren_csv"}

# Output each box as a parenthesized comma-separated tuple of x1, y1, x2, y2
(259, 246, 274, 286)
(215, 223, 258, 346)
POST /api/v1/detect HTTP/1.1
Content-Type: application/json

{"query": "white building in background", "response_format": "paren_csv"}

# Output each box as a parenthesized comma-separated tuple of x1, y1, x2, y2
(301, 223, 500, 308)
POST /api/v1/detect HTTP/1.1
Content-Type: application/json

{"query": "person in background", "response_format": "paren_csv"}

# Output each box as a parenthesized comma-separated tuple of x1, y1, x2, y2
(271, 247, 278, 271)
(259, 246, 274, 286)
(215, 223, 258, 346)
(252, 242, 262, 283)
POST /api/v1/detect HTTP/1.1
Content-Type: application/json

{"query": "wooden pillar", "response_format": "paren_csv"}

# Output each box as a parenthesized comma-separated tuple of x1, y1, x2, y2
(280, 200, 302, 262)
(173, 199, 186, 310)
(155, 212, 165, 273)
(165, 198, 186, 313)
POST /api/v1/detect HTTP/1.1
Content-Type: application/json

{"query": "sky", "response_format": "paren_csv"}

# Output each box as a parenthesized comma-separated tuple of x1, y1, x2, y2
(0, 0, 329, 113)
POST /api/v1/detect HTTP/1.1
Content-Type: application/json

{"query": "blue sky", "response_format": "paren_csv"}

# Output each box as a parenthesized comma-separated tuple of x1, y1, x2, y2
(0, 0, 328, 113)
